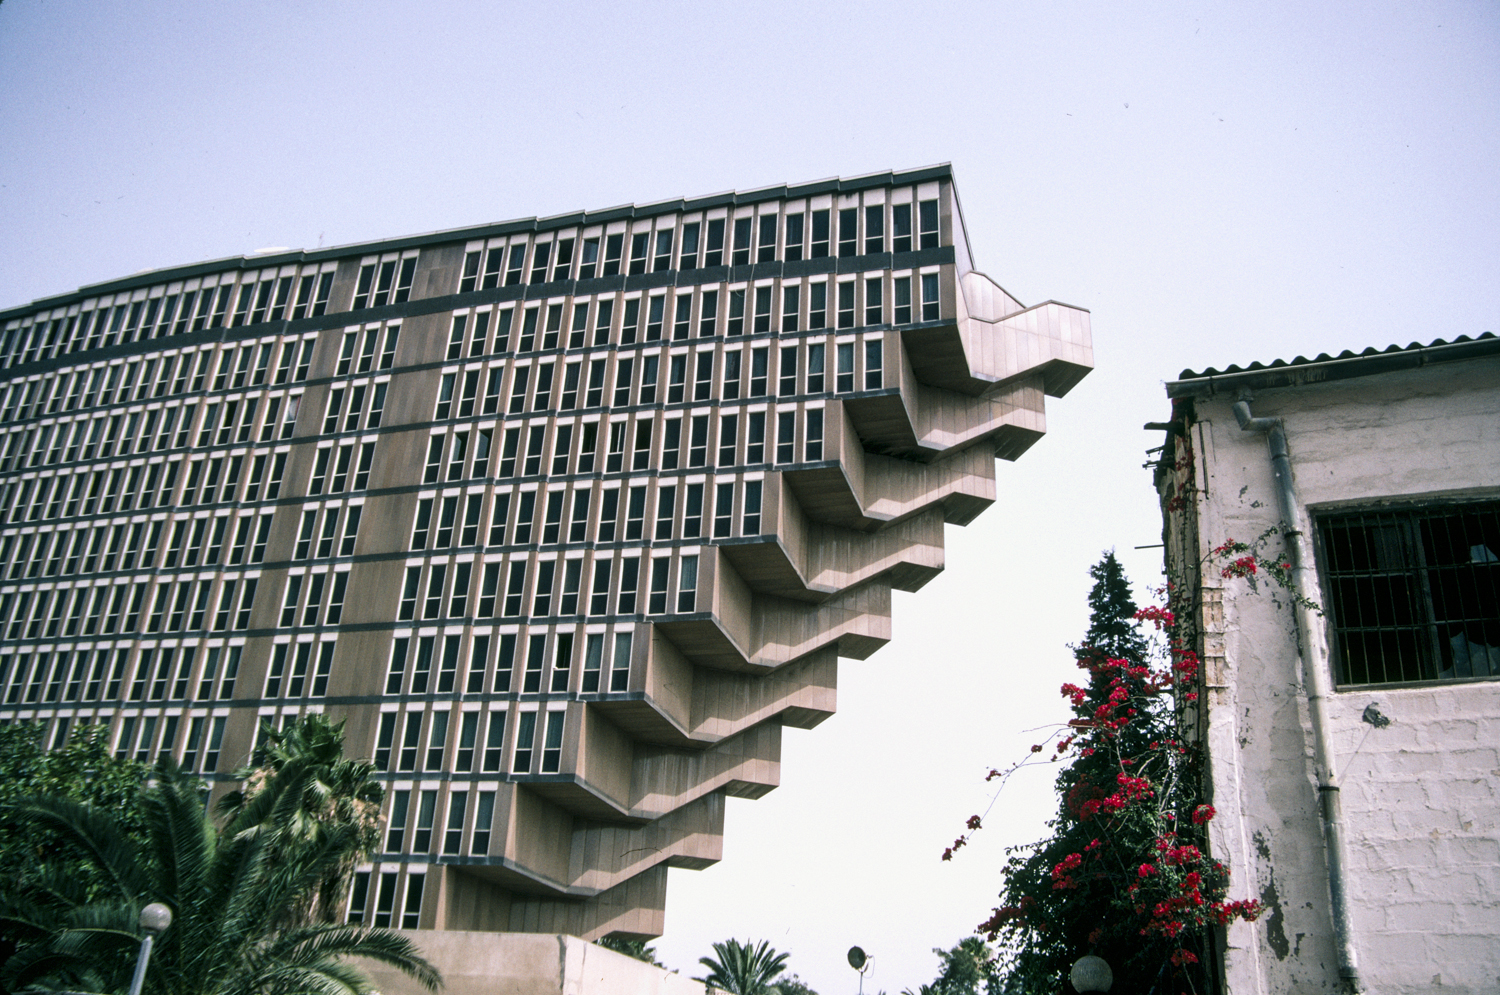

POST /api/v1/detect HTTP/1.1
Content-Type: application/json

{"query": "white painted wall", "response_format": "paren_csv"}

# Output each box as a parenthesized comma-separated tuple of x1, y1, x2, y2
(358, 931, 706, 995)
(1182, 356, 1500, 995)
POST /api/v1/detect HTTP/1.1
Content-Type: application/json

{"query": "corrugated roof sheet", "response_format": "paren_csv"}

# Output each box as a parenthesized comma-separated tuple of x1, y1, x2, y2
(1176, 332, 1497, 380)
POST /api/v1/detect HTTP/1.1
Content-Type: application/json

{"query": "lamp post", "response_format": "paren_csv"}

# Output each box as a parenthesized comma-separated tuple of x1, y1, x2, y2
(127, 903, 172, 995)
(846, 946, 872, 995)
(1069, 953, 1113, 993)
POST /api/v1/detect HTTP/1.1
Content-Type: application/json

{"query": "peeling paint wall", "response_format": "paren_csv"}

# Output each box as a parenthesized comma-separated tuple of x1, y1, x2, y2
(1163, 357, 1500, 995)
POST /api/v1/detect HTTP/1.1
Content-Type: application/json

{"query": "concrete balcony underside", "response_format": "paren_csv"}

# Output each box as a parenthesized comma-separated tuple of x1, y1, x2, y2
(398, 247, 1094, 942)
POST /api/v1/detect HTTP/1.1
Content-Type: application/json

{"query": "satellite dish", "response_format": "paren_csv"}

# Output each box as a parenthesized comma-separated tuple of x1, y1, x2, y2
(847, 946, 867, 971)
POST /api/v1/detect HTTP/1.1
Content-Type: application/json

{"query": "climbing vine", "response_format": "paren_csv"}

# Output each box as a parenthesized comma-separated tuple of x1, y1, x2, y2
(945, 552, 1262, 994)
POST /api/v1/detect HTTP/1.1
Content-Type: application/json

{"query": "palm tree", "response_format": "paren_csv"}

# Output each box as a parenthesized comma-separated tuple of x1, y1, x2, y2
(1, 758, 438, 995)
(216, 715, 384, 924)
(697, 939, 789, 995)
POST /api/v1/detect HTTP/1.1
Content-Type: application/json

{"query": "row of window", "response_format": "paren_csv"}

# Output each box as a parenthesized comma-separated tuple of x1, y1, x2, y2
(374, 701, 571, 777)
(380, 788, 497, 859)
(0, 643, 242, 707)
(1, 333, 319, 426)
(3, 390, 303, 475)
(4, 504, 280, 579)
(0, 710, 228, 776)
(443, 271, 937, 361)
(432, 337, 884, 423)
(425, 405, 823, 484)
(382, 627, 634, 700)
(457, 196, 941, 291)
(395, 548, 701, 624)
(0, 575, 259, 641)
(4, 454, 291, 535)
(348, 869, 426, 929)
(411, 478, 764, 553)
(1, 263, 338, 370)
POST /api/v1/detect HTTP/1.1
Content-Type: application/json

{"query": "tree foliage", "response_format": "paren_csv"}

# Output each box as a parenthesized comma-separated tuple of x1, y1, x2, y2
(951, 552, 1259, 994)
(216, 715, 384, 925)
(902, 937, 1002, 995)
(0, 717, 437, 995)
(697, 939, 790, 995)
(595, 936, 663, 966)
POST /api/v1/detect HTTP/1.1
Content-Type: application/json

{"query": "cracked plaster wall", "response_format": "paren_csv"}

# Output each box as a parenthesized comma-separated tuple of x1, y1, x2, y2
(1175, 358, 1500, 994)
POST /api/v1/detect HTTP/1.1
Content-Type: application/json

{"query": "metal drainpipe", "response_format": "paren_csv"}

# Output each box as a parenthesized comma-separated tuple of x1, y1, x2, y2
(1231, 388, 1362, 992)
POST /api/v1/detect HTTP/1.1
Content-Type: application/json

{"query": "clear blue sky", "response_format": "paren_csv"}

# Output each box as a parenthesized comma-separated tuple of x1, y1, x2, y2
(3, 2, 1496, 991)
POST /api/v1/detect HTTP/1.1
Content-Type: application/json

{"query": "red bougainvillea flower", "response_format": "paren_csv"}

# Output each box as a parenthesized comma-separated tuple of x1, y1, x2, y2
(1192, 804, 1216, 824)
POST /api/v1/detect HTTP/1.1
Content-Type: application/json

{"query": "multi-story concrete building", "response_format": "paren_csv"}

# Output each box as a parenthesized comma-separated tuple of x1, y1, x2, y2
(1154, 334, 1500, 994)
(0, 165, 1092, 944)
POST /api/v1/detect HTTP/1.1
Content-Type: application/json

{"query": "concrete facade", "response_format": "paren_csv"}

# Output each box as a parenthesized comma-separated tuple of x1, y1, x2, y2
(358, 932, 704, 995)
(1155, 337, 1500, 994)
(0, 166, 1091, 944)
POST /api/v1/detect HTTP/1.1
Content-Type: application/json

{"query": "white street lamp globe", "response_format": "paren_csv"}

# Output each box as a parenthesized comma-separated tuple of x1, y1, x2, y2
(1070, 953, 1113, 992)
(139, 903, 173, 935)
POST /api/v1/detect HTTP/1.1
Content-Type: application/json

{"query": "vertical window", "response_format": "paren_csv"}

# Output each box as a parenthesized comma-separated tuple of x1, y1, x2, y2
(747, 412, 766, 463)
(807, 344, 825, 393)
(648, 558, 670, 614)
(689, 415, 709, 468)
(540, 710, 564, 773)
(426, 712, 449, 770)
(655, 485, 676, 540)
(719, 413, 738, 466)
(590, 558, 612, 615)
(921, 273, 941, 321)
(893, 277, 912, 324)
(513, 711, 535, 773)
(810, 209, 830, 258)
(661, 418, 681, 470)
(864, 204, 885, 254)
(373, 873, 398, 927)
(750, 347, 768, 396)
(699, 290, 718, 337)
(602, 233, 623, 277)
(777, 411, 797, 463)
(714, 482, 734, 538)
(753, 287, 772, 333)
(401, 874, 425, 930)
(865, 278, 883, 326)
(806, 408, 824, 461)
(472, 791, 495, 855)
(732, 217, 752, 266)
(684, 483, 703, 538)
(677, 555, 698, 613)
(705, 218, 725, 267)
(784, 212, 804, 262)
(618, 557, 639, 614)
(779, 346, 798, 396)
(443, 792, 468, 855)
(838, 208, 857, 257)
(865, 339, 884, 389)
(892, 203, 912, 253)
(756, 214, 780, 262)
(808, 283, 827, 330)
(919, 199, 940, 248)
(646, 296, 665, 341)
(837, 282, 855, 329)
(653, 229, 674, 272)
(744, 480, 762, 535)
(482, 710, 506, 771)
(727, 290, 745, 336)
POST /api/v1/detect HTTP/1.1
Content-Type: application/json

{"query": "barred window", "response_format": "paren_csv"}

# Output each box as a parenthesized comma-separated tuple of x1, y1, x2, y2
(1318, 500, 1500, 686)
